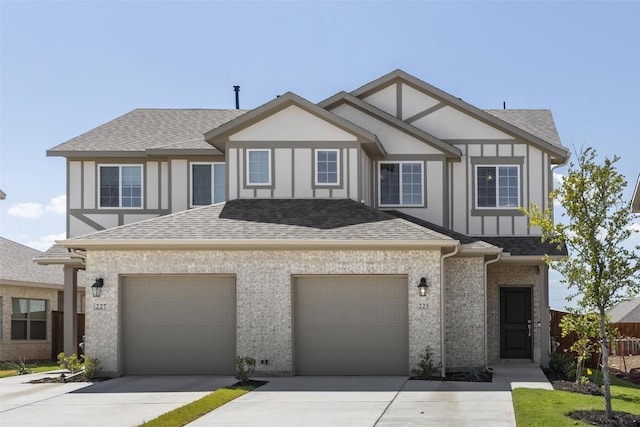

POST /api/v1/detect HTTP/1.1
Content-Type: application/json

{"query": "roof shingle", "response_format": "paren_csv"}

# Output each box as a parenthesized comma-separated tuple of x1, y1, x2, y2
(0, 237, 64, 285)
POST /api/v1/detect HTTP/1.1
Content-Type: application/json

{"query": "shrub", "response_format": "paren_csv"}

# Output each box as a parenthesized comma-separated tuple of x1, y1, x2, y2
(549, 352, 575, 378)
(2, 356, 36, 375)
(412, 346, 437, 380)
(57, 352, 83, 373)
(467, 365, 490, 382)
(235, 356, 256, 383)
(83, 357, 100, 380)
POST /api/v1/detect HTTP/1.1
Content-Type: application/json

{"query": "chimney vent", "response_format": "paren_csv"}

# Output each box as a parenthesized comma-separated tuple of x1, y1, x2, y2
(233, 85, 240, 109)
(503, 101, 506, 110)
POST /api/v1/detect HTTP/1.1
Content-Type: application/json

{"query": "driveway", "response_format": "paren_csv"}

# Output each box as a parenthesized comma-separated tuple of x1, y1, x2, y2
(0, 364, 551, 427)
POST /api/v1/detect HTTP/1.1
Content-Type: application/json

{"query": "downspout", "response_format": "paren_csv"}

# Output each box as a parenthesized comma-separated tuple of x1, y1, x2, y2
(440, 244, 460, 379)
(484, 252, 502, 365)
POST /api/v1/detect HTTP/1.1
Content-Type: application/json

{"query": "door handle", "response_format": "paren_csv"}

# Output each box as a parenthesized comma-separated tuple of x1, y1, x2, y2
(527, 320, 532, 337)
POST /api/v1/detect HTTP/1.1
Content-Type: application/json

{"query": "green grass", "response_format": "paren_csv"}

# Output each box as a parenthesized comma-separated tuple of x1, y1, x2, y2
(513, 371, 640, 426)
(0, 361, 60, 378)
(138, 385, 254, 427)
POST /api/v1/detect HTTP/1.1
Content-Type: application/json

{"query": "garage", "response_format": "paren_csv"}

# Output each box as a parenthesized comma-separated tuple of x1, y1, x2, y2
(294, 275, 408, 375)
(122, 275, 236, 375)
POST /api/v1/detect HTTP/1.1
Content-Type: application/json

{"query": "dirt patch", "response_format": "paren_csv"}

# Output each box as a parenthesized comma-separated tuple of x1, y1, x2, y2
(569, 410, 640, 426)
(29, 373, 109, 384)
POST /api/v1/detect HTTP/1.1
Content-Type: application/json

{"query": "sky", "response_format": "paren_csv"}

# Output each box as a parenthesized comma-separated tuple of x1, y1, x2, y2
(1, 0, 639, 310)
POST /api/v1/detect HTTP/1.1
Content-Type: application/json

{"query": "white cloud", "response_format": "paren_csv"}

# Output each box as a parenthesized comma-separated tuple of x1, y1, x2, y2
(45, 195, 66, 215)
(27, 232, 67, 251)
(8, 202, 45, 219)
(7, 195, 66, 219)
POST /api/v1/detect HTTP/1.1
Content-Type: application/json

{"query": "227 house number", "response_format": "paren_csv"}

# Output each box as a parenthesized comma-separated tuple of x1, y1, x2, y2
(94, 303, 107, 310)
(418, 302, 428, 310)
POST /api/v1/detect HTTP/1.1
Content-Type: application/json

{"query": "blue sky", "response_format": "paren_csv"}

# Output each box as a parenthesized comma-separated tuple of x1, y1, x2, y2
(1, 1, 638, 309)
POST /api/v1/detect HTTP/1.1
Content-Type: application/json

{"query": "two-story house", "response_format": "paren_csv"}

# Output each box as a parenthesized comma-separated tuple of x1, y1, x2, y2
(43, 70, 568, 377)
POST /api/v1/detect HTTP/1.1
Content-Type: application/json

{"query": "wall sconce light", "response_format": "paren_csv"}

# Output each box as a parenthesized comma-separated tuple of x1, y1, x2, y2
(91, 278, 104, 298)
(417, 277, 428, 297)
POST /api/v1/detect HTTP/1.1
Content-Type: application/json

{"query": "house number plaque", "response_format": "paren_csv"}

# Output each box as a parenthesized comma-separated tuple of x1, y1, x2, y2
(94, 303, 107, 310)
(417, 302, 428, 310)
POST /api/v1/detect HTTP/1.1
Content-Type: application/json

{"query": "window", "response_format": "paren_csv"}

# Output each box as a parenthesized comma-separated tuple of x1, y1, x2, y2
(379, 161, 423, 206)
(11, 298, 47, 340)
(246, 149, 271, 186)
(191, 163, 226, 206)
(476, 165, 519, 208)
(315, 149, 340, 185)
(99, 165, 143, 208)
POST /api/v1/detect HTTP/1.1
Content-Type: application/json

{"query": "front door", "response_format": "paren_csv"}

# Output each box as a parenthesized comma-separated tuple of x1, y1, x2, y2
(500, 287, 532, 359)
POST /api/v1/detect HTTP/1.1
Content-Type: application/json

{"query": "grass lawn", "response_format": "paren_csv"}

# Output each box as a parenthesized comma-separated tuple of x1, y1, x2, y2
(0, 361, 60, 378)
(513, 370, 640, 426)
(138, 384, 255, 427)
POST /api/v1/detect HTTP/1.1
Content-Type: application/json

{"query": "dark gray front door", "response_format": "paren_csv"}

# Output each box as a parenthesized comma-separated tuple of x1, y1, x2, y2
(500, 287, 532, 359)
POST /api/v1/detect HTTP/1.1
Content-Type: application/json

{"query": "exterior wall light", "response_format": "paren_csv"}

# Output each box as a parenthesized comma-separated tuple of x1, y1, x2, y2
(417, 277, 428, 297)
(91, 278, 104, 298)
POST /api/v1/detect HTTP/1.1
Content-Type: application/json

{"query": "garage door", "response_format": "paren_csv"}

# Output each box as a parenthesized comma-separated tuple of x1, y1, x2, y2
(122, 275, 235, 375)
(294, 275, 408, 375)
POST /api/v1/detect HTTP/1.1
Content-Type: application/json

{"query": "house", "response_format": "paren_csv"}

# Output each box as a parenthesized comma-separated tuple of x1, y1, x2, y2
(633, 175, 640, 213)
(608, 297, 640, 324)
(45, 70, 569, 377)
(0, 237, 85, 360)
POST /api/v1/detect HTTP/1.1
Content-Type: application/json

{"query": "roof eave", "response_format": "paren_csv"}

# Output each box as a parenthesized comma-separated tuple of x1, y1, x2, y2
(47, 150, 148, 158)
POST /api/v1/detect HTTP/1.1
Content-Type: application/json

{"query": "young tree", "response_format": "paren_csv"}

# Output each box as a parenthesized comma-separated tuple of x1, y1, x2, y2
(524, 147, 640, 419)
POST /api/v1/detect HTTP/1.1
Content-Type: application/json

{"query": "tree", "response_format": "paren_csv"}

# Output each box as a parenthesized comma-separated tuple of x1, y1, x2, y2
(524, 147, 640, 419)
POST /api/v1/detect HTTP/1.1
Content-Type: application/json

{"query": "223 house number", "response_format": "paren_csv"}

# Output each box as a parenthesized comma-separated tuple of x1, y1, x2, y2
(94, 303, 107, 310)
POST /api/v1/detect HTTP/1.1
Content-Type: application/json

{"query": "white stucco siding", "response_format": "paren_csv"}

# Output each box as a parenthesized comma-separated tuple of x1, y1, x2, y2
(401, 83, 441, 120)
(293, 149, 313, 198)
(146, 161, 159, 209)
(69, 215, 99, 237)
(362, 83, 397, 117)
(273, 149, 293, 198)
(85, 249, 443, 377)
(170, 159, 188, 213)
(160, 162, 169, 210)
(331, 104, 441, 155)
(413, 106, 512, 140)
(69, 161, 82, 210)
(84, 214, 119, 230)
(83, 162, 96, 209)
(227, 148, 238, 200)
(229, 106, 358, 142)
(359, 149, 372, 205)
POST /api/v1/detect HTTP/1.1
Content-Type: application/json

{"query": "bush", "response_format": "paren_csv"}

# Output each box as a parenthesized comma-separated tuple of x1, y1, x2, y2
(57, 352, 100, 378)
(2, 356, 36, 375)
(549, 352, 576, 380)
(83, 357, 100, 380)
(235, 356, 256, 383)
(412, 346, 438, 380)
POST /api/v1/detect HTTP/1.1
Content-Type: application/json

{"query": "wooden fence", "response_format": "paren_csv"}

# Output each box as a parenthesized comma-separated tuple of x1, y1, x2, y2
(550, 310, 640, 367)
(51, 311, 85, 360)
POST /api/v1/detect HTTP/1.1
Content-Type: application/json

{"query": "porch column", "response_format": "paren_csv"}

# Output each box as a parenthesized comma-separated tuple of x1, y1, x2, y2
(63, 266, 78, 356)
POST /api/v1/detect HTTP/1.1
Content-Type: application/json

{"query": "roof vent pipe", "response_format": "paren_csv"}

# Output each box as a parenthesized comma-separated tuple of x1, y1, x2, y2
(503, 101, 506, 110)
(233, 85, 240, 109)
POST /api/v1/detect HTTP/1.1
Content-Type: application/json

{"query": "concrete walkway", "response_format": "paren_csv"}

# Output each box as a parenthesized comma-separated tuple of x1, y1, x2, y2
(189, 364, 552, 427)
(0, 364, 551, 427)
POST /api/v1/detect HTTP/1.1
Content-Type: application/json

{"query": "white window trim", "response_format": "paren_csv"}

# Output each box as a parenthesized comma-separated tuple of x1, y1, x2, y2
(98, 164, 144, 209)
(190, 162, 225, 207)
(474, 164, 520, 209)
(314, 149, 340, 186)
(378, 161, 424, 207)
(246, 149, 272, 186)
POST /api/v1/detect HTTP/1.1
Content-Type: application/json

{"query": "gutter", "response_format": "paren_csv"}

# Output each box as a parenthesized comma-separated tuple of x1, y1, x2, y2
(440, 244, 460, 379)
(484, 252, 502, 365)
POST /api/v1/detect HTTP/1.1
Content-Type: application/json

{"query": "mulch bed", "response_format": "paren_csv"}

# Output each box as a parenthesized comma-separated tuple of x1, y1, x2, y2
(569, 410, 640, 426)
(29, 373, 109, 383)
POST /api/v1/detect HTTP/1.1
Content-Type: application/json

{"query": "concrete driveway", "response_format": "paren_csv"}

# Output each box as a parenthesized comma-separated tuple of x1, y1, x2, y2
(0, 371, 237, 427)
(0, 364, 551, 427)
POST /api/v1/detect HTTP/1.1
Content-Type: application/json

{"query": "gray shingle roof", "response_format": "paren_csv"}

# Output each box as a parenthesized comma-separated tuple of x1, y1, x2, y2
(48, 109, 247, 154)
(485, 110, 562, 147)
(66, 199, 455, 243)
(0, 237, 64, 285)
(607, 297, 640, 323)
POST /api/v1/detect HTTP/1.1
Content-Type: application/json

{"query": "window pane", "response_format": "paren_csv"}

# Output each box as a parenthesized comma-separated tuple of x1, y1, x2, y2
(100, 167, 120, 207)
(11, 299, 28, 319)
(498, 166, 519, 207)
(192, 164, 212, 205)
(121, 166, 142, 208)
(30, 321, 46, 340)
(477, 167, 496, 207)
(380, 163, 400, 205)
(401, 163, 422, 205)
(213, 164, 226, 203)
(316, 150, 338, 184)
(248, 151, 270, 184)
(30, 300, 46, 320)
(11, 320, 27, 340)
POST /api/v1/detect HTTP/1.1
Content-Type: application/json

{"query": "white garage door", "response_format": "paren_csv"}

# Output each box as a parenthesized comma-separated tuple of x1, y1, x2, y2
(122, 275, 236, 375)
(294, 275, 408, 375)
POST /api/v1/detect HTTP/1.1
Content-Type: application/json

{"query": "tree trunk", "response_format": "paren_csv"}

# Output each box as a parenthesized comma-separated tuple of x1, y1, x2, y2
(599, 311, 613, 419)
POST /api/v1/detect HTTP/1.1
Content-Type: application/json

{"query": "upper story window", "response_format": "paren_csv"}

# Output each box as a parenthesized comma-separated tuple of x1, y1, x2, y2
(11, 298, 47, 340)
(246, 149, 271, 186)
(476, 165, 519, 208)
(315, 149, 339, 185)
(191, 163, 226, 206)
(99, 165, 143, 208)
(379, 161, 423, 207)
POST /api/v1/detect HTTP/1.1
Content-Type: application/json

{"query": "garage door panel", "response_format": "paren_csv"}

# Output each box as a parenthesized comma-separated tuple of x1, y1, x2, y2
(122, 275, 236, 375)
(294, 275, 408, 375)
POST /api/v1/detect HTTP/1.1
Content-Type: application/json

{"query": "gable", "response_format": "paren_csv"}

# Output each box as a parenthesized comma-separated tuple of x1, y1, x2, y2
(412, 106, 512, 140)
(362, 83, 398, 117)
(229, 105, 358, 142)
(400, 83, 441, 121)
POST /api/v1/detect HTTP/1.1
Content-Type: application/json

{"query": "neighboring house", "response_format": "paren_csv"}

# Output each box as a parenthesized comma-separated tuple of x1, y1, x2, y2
(608, 297, 640, 323)
(46, 70, 569, 377)
(0, 237, 84, 360)
(632, 175, 640, 213)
